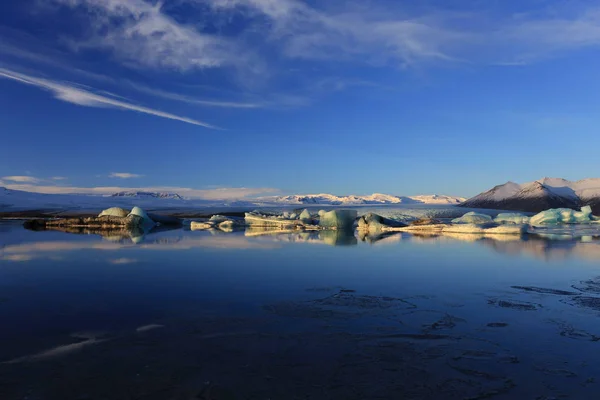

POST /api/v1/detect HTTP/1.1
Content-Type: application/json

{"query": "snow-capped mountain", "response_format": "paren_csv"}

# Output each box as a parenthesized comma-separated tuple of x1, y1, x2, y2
(271, 193, 465, 205)
(110, 191, 183, 200)
(461, 177, 600, 212)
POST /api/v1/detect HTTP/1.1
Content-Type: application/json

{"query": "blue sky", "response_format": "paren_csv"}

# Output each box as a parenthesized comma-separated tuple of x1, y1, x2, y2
(1, 0, 600, 199)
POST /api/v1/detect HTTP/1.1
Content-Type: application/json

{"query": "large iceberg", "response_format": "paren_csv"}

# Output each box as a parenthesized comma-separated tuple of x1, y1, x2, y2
(356, 213, 407, 232)
(529, 206, 593, 226)
(494, 213, 530, 225)
(318, 210, 357, 229)
(451, 212, 493, 224)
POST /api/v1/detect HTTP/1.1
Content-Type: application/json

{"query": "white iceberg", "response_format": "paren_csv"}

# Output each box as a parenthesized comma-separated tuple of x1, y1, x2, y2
(245, 212, 302, 228)
(530, 206, 593, 226)
(451, 212, 493, 224)
(318, 210, 357, 229)
(98, 207, 129, 218)
(494, 213, 530, 225)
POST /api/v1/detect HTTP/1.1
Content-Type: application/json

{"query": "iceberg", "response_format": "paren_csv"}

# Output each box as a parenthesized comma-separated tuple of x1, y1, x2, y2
(356, 213, 407, 232)
(98, 207, 129, 218)
(494, 213, 530, 225)
(530, 206, 593, 226)
(299, 209, 313, 224)
(451, 212, 493, 224)
(318, 210, 357, 229)
(128, 206, 155, 226)
(245, 212, 302, 228)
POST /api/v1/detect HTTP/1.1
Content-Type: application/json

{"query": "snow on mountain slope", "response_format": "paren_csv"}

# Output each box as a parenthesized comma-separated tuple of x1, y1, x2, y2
(461, 178, 600, 213)
(1, 187, 466, 213)
(270, 193, 465, 205)
(111, 191, 183, 200)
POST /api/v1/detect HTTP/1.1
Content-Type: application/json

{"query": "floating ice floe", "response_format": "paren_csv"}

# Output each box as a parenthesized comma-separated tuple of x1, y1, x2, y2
(442, 223, 526, 235)
(494, 213, 530, 225)
(451, 212, 493, 224)
(318, 210, 358, 229)
(529, 206, 593, 226)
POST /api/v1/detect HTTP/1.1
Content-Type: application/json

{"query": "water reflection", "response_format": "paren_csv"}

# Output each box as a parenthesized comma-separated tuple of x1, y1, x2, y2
(4, 222, 600, 263)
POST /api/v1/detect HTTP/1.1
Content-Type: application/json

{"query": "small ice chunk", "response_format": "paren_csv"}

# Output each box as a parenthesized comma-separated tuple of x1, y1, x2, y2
(452, 212, 493, 224)
(494, 213, 530, 225)
(209, 215, 230, 223)
(530, 206, 593, 226)
(98, 207, 129, 218)
(190, 221, 214, 231)
(318, 210, 357, 229)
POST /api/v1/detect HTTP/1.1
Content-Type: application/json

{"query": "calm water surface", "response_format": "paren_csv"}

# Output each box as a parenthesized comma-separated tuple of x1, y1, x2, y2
(1, 220, 600, 399)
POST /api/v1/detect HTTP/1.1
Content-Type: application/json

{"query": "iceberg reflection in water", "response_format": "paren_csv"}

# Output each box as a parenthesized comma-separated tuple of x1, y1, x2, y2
(3, 221, 600, 262)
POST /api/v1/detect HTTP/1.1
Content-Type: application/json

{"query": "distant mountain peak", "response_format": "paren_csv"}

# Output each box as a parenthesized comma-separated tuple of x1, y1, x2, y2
(461, 177, 599, 213)
(271, 193, 465, 205)
(110, 191, 183, 200)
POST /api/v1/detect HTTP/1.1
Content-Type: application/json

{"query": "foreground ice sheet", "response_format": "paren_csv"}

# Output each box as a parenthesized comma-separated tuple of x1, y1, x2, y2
(318, 210, 358, 229)
(529, 206, 593, 226)
(451, 212, 493, 224)
(494, 213, 531, 224)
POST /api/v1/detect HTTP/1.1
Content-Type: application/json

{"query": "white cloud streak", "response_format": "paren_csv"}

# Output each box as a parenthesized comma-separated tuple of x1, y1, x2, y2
(109, 172, 143, 179)
(2, 176, 41, 183)
(0, 67, 218, 128)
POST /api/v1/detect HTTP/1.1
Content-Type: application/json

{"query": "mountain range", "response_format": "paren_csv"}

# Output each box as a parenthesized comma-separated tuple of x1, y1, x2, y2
(460, 177, 600, 213)
(0, 187, 465, 212)
(111, 191, 183, 200)
(270, 194, 465, 205)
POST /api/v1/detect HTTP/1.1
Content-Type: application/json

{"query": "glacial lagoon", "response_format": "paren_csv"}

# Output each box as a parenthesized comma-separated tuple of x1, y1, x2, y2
(2, 219, 600, 399)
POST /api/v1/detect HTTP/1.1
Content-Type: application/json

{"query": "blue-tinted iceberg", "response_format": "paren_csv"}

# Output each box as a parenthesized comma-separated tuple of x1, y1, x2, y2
(318, 210, 357, 229)
(356, 213, 407, 232)
(299, 209, 313, 224)
(530, 206, 593, 226)
(494, 213, 530, 225)
(128, 206, 155, 227)
(451, 212, 493, 224)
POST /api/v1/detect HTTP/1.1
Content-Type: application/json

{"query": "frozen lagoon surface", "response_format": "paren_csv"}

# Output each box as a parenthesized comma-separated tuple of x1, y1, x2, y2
(3, 213, 600, 399)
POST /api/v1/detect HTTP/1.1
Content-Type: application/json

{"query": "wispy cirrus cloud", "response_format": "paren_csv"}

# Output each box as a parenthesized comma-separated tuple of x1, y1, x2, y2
(109, 172, 143, 179)
(49, 0, 600, 72)
(0, 67, 218, 128)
